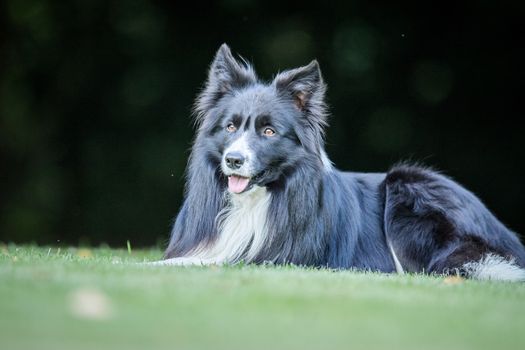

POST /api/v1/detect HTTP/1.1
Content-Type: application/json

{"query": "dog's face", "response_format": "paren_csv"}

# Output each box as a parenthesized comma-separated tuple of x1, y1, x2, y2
(216, 86, 305, 194)
(194, 44, 328, 194)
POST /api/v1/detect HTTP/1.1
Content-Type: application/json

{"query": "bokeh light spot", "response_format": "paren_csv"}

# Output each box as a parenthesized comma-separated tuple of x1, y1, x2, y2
(411, 61, 454, 104)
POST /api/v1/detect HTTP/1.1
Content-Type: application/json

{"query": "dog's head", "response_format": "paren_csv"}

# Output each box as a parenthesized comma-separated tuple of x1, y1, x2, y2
(194, 44, 330, 194)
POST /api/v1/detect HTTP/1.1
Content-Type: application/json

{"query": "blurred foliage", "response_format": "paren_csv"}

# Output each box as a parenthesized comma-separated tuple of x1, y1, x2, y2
(0, 1, 524, 246)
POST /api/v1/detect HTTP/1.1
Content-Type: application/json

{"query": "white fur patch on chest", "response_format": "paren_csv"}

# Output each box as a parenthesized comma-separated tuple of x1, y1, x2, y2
(207, 186, 271, 263)
(148, 186, 271, 267)
(156, 185, 271, 266)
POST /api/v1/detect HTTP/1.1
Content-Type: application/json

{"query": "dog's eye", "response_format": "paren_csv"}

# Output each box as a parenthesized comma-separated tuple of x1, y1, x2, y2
(226, 123, 237, 133)
(263, 127, 276, 137)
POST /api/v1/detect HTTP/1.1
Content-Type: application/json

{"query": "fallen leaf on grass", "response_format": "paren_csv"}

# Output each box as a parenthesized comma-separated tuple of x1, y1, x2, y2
(77, 249, 93, 258)
(443, 276, 465, 285)
(68, 288, 114, 320)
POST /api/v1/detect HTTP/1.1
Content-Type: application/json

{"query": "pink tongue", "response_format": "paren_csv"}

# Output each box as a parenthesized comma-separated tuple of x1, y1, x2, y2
(228, 175, 250, 193)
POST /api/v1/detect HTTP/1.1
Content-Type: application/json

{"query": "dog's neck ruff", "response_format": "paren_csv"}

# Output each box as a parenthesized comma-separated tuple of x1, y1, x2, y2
(159, 185, 271, 266)
(210, 186, 271, 262)
(320, 149, 334, 172)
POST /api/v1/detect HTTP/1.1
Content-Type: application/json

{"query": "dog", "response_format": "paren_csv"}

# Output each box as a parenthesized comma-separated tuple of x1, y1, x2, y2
(159, 44, 525, 281)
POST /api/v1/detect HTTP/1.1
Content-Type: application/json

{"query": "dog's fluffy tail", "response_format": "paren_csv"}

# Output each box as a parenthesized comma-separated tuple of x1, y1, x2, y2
(462, 253, 525, 282)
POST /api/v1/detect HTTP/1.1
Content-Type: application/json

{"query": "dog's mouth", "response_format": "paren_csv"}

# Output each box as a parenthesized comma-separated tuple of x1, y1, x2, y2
(228, 175, 250, 194)
(227, 171, 267, 194)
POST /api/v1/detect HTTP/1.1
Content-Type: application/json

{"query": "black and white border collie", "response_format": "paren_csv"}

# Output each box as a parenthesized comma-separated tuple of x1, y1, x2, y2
(158, 44, 525, 281)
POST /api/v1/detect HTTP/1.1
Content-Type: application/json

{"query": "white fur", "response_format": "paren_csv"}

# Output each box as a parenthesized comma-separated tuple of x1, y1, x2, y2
(206, 185, 271, 262)
(463, 253, 525, 282)
(150, 186, 271, 266)
(221, 133, 255, 177)
(320, 148, 334, 172)
(387, 240, 404, 274)
(148, 256, 207, 266)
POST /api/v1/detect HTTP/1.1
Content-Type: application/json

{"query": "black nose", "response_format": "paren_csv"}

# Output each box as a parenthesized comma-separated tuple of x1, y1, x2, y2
(225, 152, 245, 170)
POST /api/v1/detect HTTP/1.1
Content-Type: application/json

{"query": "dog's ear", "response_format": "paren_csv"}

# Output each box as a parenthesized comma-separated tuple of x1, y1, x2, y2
(195, 44, 257, 121)
(273, 60, 327, 124)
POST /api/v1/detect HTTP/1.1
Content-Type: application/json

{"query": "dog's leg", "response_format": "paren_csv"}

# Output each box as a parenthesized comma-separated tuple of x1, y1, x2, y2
(384, 164, 525, 281)
(427, 236, 525, 281)
(143, 256, 216, 266)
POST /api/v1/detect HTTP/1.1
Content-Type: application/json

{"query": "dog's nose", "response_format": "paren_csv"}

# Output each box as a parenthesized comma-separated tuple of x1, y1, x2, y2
(225, 152, 245, 170)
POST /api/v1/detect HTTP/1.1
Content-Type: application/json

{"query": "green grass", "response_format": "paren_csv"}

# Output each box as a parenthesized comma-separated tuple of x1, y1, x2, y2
(1, 245, 525, 350)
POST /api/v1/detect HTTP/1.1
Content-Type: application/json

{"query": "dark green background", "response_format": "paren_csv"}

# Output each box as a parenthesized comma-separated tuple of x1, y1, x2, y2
(1, 1, 524, 247)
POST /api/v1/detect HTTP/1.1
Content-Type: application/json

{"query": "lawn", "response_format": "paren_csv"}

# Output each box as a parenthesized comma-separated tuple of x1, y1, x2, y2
(1, 245, 524, 350)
